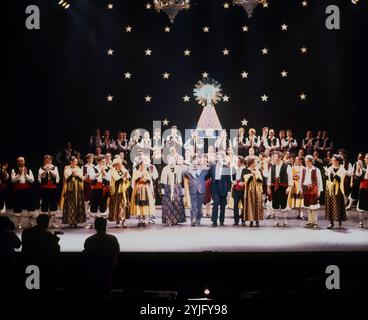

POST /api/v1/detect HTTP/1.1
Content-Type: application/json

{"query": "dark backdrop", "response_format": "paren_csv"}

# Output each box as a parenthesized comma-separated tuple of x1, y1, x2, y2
(5, 0, 368, 165)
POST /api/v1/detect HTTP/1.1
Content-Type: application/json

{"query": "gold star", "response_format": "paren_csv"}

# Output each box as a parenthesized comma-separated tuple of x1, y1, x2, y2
(202, 71, 209, 79)
(263, 1, 269, 8)
(144, 95, 152, 102)
(223, 48, 230, 56)
(242, 25, 249, 32)
(145, 48, 152, 56)
(203, 26, 210, 33)
(261, 47, 269, 55)
(183, 95, 190, 102)
(164, 26, 171, 33)
(106, 95, 113, 102)
(300, 92, 307, 100)
(301, 1, 308, 7)
(145, 3, 152, 9)
(261, 94, 269, 102)
(281, 24, 288, 31)
(107, 3, 113, 10)
(241, 119, 248, 126)
(223, 2, 230, 9)
(162, 72, 170, 79)
(184, 49, 191, 56)
(125, 25, 133, 32)
(301, 46, 308, 54)
(222, 95, 230, 102)
(241, 71, 249, 79)
(281, 70, 288, 78)
(163, 119, 169, 126)
(107, 48, 114, 55)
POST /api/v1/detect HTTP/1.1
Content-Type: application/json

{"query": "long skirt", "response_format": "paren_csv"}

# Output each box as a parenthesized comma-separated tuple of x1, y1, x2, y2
(288, 186, 303, 209)
(109, 193, 127, 222)
(325, 190, 347, 222)
(62, 183, 86, 224)
(357, 188, 368, 211)
(162, 184, 186, 225)
(244, 187, 264, 221)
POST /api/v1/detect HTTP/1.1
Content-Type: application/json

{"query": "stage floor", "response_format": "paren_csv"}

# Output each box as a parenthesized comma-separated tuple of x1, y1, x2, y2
(5, 208, 368, 252)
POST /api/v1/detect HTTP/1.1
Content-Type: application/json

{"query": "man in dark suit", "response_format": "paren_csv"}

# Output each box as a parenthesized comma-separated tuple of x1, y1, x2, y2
(208, 152, 231, 226)
(183, 157, 210, 226)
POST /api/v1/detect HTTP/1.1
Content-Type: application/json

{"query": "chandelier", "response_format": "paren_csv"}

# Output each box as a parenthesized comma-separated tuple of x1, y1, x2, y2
(233, 0, 267, 18)
(153, 0, 190, 23)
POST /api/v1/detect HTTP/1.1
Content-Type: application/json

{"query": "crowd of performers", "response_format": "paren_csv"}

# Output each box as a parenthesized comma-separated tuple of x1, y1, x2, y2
(1, 127, 368, 230)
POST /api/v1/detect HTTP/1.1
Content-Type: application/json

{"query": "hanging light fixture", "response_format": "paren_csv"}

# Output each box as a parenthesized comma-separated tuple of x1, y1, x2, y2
(153, 0, 191, 23)
(233, 0, 267, 18)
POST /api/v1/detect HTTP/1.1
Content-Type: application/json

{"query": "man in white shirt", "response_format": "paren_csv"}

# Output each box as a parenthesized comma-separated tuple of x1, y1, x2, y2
(267, 151, 293, 226)
(11, 157, 35, 229)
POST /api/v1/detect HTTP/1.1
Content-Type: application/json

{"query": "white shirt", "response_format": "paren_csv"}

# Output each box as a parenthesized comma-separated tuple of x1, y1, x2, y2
(234, 165, 245, 181)
(38, 166, 60, 184)
(301, 166, 324, 193)
(215, 163, 223, 180)
(267, 163, 293, 186)
(11, 169, 34, 184)
(90, 165, 111, 183)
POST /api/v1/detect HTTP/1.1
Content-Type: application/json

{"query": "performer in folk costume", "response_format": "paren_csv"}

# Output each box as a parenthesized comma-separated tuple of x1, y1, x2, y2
(160, 156, 186, 226)
(302, 131, 315, 155)
(145, 156, 158, 223)
(88, 155, 111, 228)
(166, 126, 183, 152)
(245, 128, 260, 152)
(152, 128, 163, 152)
(279, 130, 287, 152)
(130, 161, 154, 227)
(338, 149, 354, 205)
(265, 129, 279, 153)
(184, 130, 204, 156)
(231, 156, 247, 225)
(356, 153, 368, 228)
(108, 159, 131, 228)
(316, 130, 334, 158)
(325, 155, 347, 229)
(83, 153, 95, 215)
(38, 155, 60, 228)
(241, 156, 264, 227)
(89, 128, 102, 151)
(0, 162, 9, 214)
(300, 155, 324, 228)
(288, 156, 305, 220)
(232, 127, 247, 157)
(346, 152, 365, 210)
(61, 157, 86, 228)
(141, 131, 152, 156)
(260, 153, 274, 219)
(283, 129, 298, 156)
(11, 157, 35, 229)
(101, 129, 115, 154)
(267, 151, 293, 227)
(258, 127, 269, 154)
(215, 129, 232, 154)
(130, 129, 143, 150)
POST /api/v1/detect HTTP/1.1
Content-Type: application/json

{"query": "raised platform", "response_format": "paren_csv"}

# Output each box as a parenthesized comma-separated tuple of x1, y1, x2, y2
(5, 208, 368, 253)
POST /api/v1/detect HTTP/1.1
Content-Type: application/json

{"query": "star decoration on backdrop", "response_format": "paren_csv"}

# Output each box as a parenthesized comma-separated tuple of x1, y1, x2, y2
(203, 26, 210, 33)
(241, 71, 249, 79)
(162, 119, 169, 126)
(202, 71, 209, 79)
(124, 72, 132, 79)
(241, 119, 249, 126)
(164, 26, 171, 33)
(145, 48, 152, 56)
(184, 49, 191, 56)
(281, 24, 288, 31)
(125, 26, 133, 32)
(261, 94, 269, 102)
(281, 70, 288, 78)
(223, 2, 230, 9)
(261, 48, 269, 55)
(223, 48, 230, 55)
(106, 95, 113, 102)
(222, 95, 230, 102)
(162, 72, 170, 79)
(299, 93, 307, 100)
(107, 3, 113, 10)
(145, 3, 152, 10)
(242, 25, 249, 32)
(302, 1, 308, 7)
(183, 95, 190, 102)
(301, 46, 308, 54)
(107, 48, 114, 55)
(263, 2, 269, 8)
(144, 95, 152, 102)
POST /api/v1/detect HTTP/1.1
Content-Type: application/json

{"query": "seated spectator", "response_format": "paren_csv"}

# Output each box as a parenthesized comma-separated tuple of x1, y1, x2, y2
(83, 217, 120, 300)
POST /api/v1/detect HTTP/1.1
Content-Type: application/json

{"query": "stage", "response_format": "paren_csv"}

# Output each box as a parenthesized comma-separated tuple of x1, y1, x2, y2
(7, 208, 368, 252)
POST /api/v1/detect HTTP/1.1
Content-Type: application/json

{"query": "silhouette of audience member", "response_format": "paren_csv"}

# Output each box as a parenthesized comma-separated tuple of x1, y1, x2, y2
(83, 217, 120, 300)
(21, 214, 61, 293)
(0, 216, 21, 299)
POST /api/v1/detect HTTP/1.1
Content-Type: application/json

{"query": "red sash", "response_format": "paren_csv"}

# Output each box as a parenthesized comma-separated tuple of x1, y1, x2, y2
(41, 180, 57, 189)
(360, 179, 368, 191)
